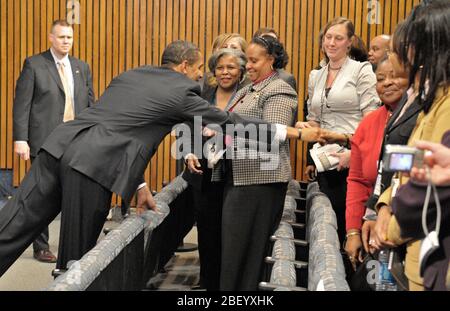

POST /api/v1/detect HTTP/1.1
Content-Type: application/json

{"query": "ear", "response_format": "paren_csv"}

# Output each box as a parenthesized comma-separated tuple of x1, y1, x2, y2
(180, 60, 189, 74)
(268, 54, 275, 67)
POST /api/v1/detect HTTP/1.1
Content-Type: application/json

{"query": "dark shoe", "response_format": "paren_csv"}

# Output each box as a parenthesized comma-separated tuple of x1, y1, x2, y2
(33, 250, 57, 263)
(191, 285, 206, 290)
(51, 268, 67, 279)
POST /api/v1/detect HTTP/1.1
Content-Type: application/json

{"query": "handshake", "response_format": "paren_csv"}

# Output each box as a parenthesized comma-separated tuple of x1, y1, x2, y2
(294, 121, 350, 146)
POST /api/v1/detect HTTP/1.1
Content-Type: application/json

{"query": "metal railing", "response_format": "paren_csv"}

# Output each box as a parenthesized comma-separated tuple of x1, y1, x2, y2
(46, 176, 188, 291)
(259, 180, 309, 291)
(306, 182, 349, 291)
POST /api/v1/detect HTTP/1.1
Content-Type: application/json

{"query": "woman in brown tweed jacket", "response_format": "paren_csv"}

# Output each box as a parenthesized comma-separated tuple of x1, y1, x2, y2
(219, 35, 298, 290)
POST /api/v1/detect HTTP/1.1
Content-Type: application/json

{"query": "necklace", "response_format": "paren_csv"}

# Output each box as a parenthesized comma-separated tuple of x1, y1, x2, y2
(328, 66, 342, 71)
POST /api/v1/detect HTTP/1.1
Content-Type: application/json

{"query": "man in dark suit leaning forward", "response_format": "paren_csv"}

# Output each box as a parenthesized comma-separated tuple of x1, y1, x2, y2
(0, 40, 317, 277)
(12, 20, 95, 263)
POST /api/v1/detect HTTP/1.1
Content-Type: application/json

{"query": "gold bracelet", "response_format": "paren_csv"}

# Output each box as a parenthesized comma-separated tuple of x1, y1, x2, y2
(346, 231, 361, 238)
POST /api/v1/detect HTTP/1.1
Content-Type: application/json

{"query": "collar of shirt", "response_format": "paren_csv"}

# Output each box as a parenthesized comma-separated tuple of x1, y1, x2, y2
(252, 71, 276, 86)
(50, 48, 70, 67)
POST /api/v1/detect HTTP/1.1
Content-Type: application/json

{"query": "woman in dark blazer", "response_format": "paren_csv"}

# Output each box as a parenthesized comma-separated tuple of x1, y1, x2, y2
(183, 48, 249, 290)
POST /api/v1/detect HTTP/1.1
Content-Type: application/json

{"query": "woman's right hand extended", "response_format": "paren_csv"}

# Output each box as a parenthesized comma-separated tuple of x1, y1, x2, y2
(300, 128, 326, 144)
(320, 129, 347, 144)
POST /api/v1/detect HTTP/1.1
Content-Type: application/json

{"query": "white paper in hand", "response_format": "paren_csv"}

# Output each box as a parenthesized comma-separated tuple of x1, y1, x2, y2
(309, 143, 345, 172)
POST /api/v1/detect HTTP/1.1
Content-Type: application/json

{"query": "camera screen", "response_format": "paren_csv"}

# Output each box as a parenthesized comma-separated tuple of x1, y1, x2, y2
(389, 153, 414, 171)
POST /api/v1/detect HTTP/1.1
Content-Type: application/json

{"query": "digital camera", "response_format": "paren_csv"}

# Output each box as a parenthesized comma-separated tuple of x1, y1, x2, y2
(383, 144, 424, 172)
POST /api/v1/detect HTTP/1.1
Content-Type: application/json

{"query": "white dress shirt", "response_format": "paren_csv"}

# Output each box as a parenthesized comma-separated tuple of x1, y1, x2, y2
(50, 48, 75, 105)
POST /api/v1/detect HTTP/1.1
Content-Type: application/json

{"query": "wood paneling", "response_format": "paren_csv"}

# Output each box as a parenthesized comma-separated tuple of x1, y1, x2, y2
(0, 0, 419, 202)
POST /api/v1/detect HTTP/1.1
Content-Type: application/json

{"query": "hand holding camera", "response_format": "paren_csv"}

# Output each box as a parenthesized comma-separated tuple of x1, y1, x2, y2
(383, 141, 450, 186)
(382, 145, 425, 173)
(411, 140, 450, 186)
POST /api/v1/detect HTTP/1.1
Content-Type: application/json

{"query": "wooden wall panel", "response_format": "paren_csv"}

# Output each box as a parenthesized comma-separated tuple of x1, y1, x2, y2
(0, 0, 420, 202)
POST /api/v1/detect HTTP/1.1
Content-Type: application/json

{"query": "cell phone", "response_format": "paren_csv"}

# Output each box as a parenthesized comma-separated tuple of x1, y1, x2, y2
(383, 145, 424, 172)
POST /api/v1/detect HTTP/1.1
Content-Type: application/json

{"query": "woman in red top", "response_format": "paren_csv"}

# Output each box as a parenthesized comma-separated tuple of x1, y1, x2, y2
(344, 57, 408, 267)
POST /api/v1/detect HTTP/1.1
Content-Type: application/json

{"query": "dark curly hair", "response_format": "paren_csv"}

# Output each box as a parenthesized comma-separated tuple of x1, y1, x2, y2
(397, 0, 450, 113)
(251, 35, 289, 69)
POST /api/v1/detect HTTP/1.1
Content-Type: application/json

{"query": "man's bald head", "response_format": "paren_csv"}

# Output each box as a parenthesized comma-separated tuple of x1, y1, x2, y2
(368, 35, 390, 66)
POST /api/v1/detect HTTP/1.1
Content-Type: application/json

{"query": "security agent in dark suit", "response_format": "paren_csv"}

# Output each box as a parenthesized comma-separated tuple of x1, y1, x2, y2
(0, 40, 313, 277)
(12, 20, 94, 263)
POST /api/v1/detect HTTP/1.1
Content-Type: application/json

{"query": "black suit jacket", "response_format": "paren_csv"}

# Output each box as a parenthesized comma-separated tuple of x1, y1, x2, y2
(182, 77, 253, 190)
(277, 69, 297, 93)
(41, 66, 272, 203)
(378, 94, 423, 192)
(13, 50, 95, 156)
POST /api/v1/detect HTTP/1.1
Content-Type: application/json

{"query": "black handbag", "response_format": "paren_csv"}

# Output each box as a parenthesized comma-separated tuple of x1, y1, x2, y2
(347, 252, 377, 291)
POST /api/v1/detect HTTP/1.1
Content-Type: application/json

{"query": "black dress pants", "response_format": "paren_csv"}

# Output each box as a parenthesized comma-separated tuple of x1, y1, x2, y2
(317, 169, 349, 246)
(191, 181, 223, 291)
(29, 156, 50, 253)
(0, 150, 112, 276)
(220, 182, 287, 291)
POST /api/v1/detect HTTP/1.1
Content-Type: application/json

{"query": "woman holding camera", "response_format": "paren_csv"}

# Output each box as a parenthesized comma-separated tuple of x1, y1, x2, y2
(373, 0, 450, 290)
(392, 131, 450, 291)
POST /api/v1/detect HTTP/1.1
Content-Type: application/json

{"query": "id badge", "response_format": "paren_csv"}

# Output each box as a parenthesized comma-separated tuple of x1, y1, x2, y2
(391, 177, 400, 198)
(374, 174, 383, 196)
(373, 161, 383, 196)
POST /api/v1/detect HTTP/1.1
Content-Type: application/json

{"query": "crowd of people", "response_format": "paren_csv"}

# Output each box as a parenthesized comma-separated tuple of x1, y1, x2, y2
(0, 0, 448, 292)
